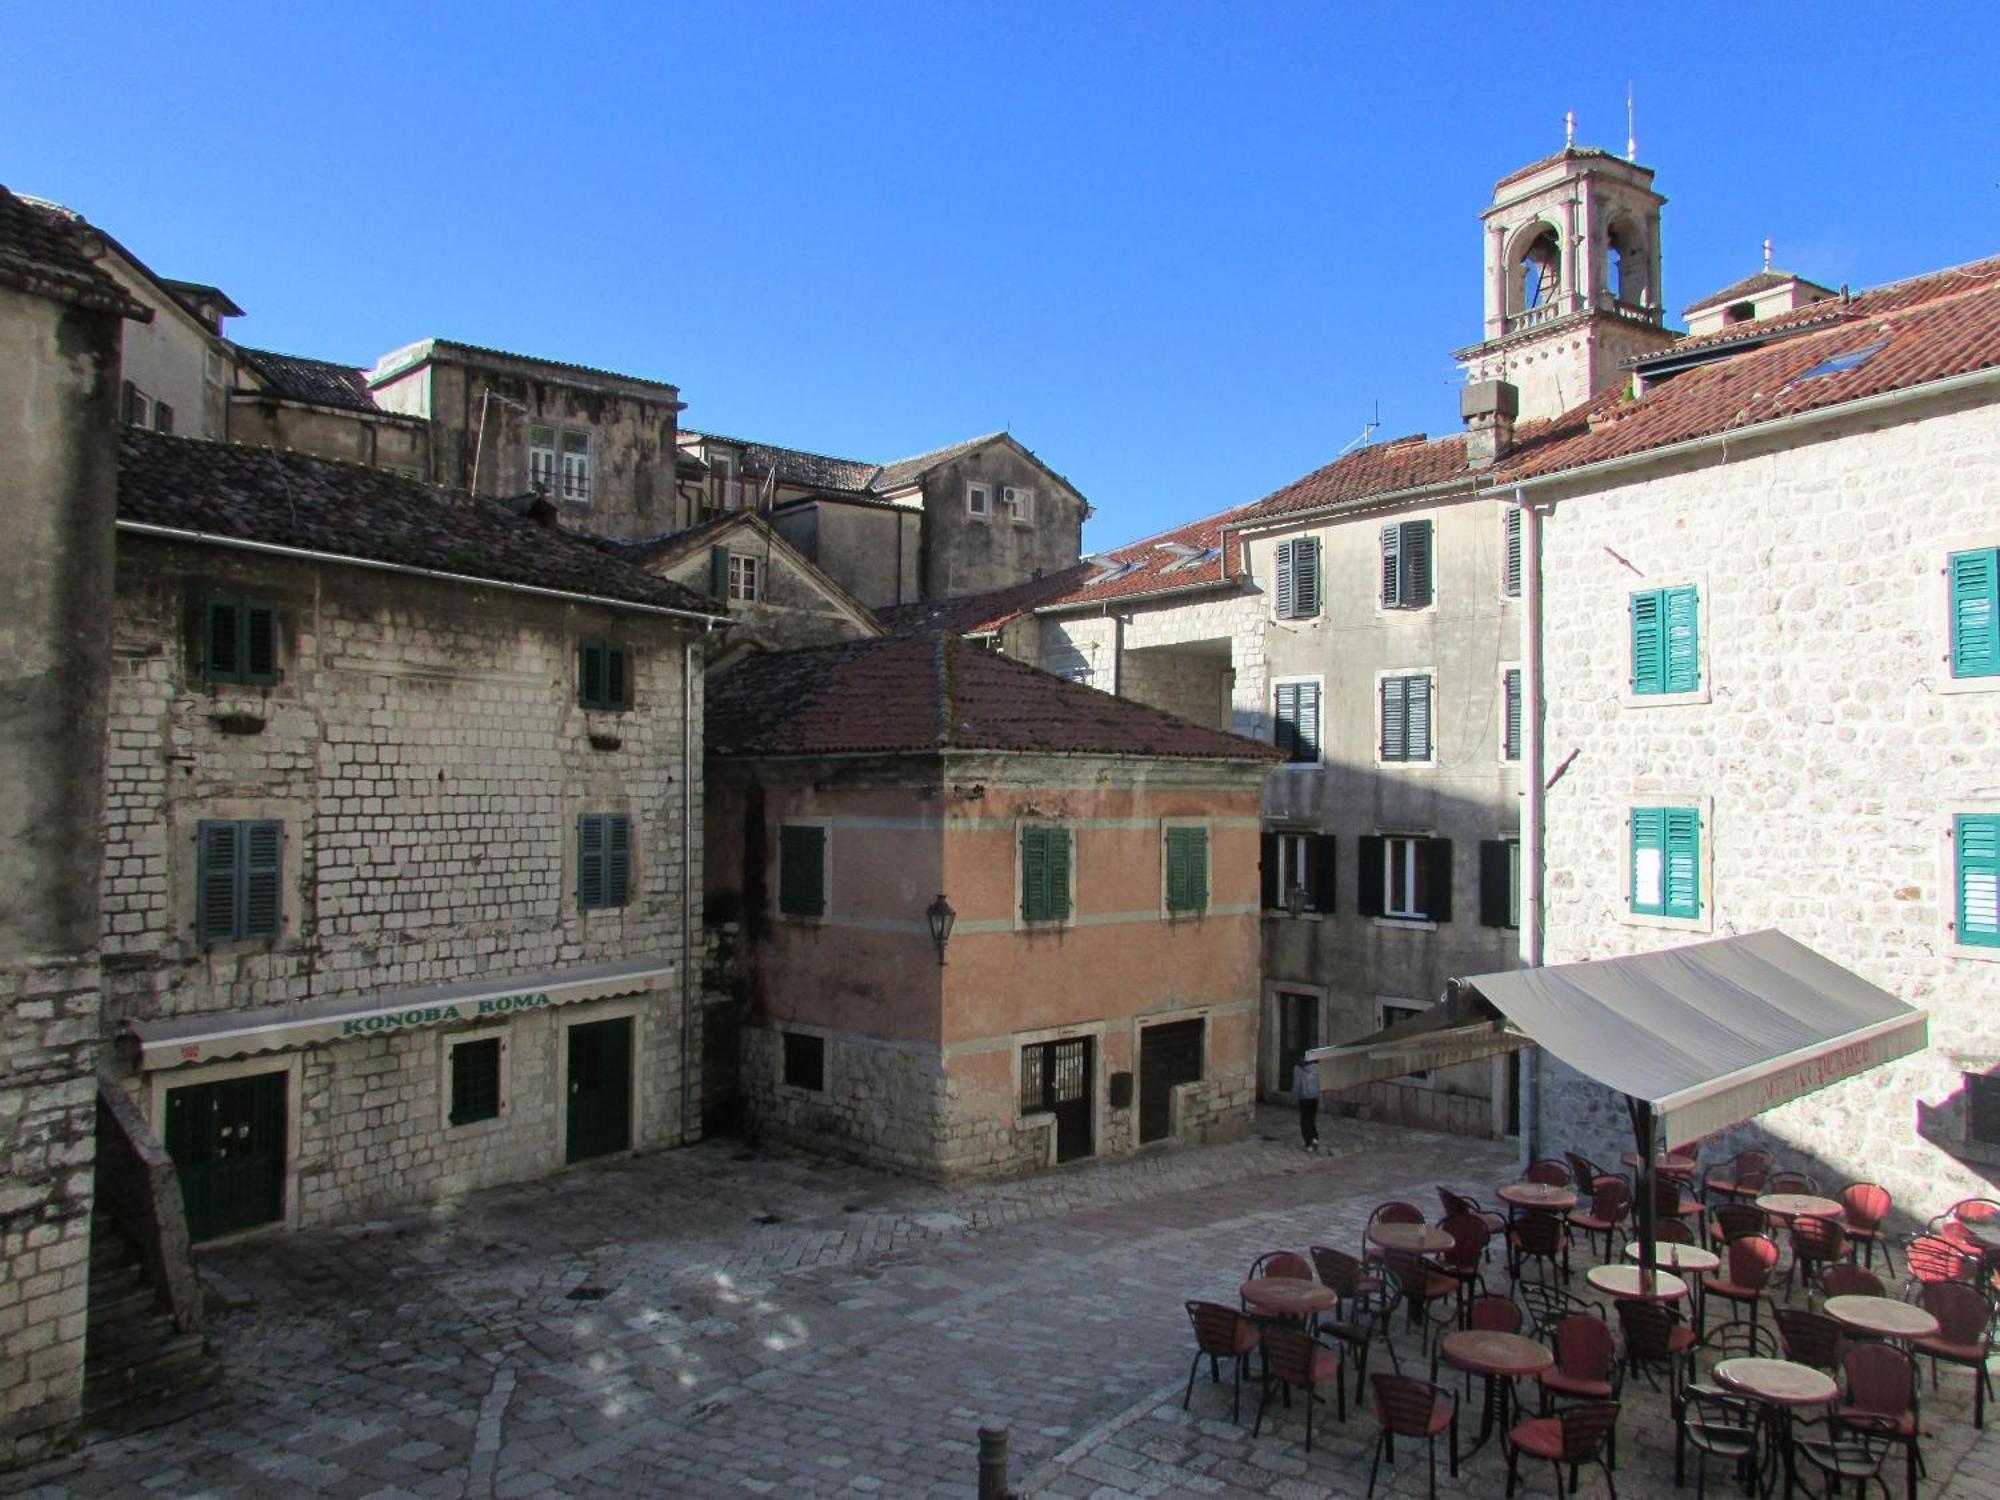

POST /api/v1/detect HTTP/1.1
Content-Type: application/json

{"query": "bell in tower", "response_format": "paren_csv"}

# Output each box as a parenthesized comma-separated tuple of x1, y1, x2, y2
(1454, 117, 1676, 423)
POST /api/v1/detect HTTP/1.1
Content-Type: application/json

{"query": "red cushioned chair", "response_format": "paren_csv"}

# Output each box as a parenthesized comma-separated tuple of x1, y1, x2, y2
(1775, 1306, 1848, 1374)
(1309, 1244, 1399, 1398)
(1902, 1232, 1980, 1295)
(1615, 1296, 1696, 1392)
(1525, 1159, 1572, 1188)
(1252, 1324, 1343, 1450)
(1661, 1140, 1701, 1182)
(1502, 1400, 1619, 1499)
(1436, 1212, 1491, 1324)
(1567, 1175, 1632, 1263)
(1701, 1148, 1772, 1205)
(1434, 1294, 1523, 1402)
(1383, 1247, 1459, 1353)
(1507, 1208, 1571, 1285)
(1839, 1182, 1895, 1275)
(1706, 1202, 1770, 1255)
(1364, 1200, 1425, 1266)
(1788, 1213, 1852, 1300)
(1184, 1300, 1261, 1422)
(1705, 1233, 1780, 1337)
(1838, 1342, 1923, 1500)
(1366, 1374, 1458, 1500)
(1247, 1249, 1313, 1282)
(1652, 1172, 1706, 1240)
(1438, 1186, 1507, 1243)
(1820, 1262, 1887, 1300)
(1912, 1279, 1995, 1428)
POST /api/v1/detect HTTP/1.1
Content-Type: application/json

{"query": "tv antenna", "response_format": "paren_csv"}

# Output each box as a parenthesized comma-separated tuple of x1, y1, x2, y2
(1337, 401, 1382, 457)
(1626, 82, 1637, 161)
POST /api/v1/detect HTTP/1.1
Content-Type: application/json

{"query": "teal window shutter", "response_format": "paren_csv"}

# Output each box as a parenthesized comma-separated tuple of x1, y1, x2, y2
(1166, 827, 1208, 913)
(1662, 808, 1700, 917)
(578, 814, 606, 909)
(1048, 827, 1071, 920)
(1503, 668, 1523, 761)
(1958, 814, 2000, 947)
(197, 821, 240, 942)
(1950, 548, 2000, 678)
(1503, 508, 1523, 598)
(606, 814, 632, 906)
(241, 821, 283, 938)
(1630, 590, 1665, 693)
(204, 599, 240, 681)
(779, 825, 826, 917)
(1663, 585, 1700, 692)
(1021, 826, 1047, 921)
(1630, 807, 1664, 914)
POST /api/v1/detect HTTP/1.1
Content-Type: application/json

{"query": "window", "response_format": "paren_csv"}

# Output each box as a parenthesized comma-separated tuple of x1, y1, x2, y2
(1479, 838, 1520, 929)
(1502, 507, 1522, 598)
(577, 812, 633, 910)
(560, 430, 591, 502)
(1800, 341, 1887, 381)
(1957, 814, 2000, 949)
(778, 824, 827, 919)
(578, 639, 631, 711)
(1001, 485, 1033, 524)
(1164, 826, 1209, 915)
(1357, 835, 1452, 923)
(1630, 806, 1700, 919)
(783, 1031, 826, 1092)
(1379, 674, 1433, 763)
(1967, 1073, 2000, 1147)
(123, 380, 151, 428)
(1274, 537, 1321, 619)
(528, 425, 591, 502)
(1949, 548, 1999, 679)
(1630, 585, 1700, 695)
(202, 597, 278, 685)
(1381, 520, 1433, 609)
(1501, 668, 1523, 762)
(1273, 680, 1321, 764)
(154, 401, 175, 435)
(967, 482, 992, 520)
(1262, 831, 1335, 913)
(729, 553, 762, 603)
(529, 425, 557, 492)
(1019, 825, 1072, 924)
(448, 1037, 503, 1126)
(196, 819, 283, 943)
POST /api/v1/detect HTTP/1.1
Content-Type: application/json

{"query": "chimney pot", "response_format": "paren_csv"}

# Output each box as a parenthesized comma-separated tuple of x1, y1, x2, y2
(1461, 380, 1519, 469)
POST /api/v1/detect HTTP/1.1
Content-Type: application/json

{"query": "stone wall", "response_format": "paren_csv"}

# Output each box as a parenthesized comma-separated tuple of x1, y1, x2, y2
(1535, 393, 2000, 1220)
(916, 441, 1085, 602)
(227, 396, 429, 477)
(103, 537, 701, 1224)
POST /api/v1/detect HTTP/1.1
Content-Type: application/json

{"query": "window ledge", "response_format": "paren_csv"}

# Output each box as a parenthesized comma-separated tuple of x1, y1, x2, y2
(1375, 759, 1438, 770)
(1373, 916, 1438, 932)
(1950, 941, 2000, 964)
(1936, 674, 2000, 697)
(1621, 689, 1711, 709)
(1264, 909, 1326, 921)
(1622, 909, 1713, 935)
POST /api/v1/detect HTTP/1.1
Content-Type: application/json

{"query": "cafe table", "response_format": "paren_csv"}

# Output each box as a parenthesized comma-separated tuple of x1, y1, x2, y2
(1585, 1264, 1688, 1303)
(1439, 1328, 1553, 1455)
(1367, 1222, 1455, 1255)
(1623, 1241, 1720, 1332)
(1755, 1192, 1844, 1224)
(1239, 1276, 1338, 1325)
(1822, 1293, 1940, 1344)
(1713, 1356, 1837, 1500)
(1496, 1181, 1579, 1214)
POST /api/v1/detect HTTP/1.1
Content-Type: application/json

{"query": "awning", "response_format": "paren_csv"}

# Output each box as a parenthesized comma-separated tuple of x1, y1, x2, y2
(1461, 929, 1928, 1149)
(1306, 1004, 1531, 1091)
(128, 958, 674, 1070)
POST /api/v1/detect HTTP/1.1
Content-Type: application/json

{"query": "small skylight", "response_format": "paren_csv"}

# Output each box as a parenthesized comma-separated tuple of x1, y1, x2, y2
(1167, 547, 1220, 573)
(1799, 340, 1887, 381)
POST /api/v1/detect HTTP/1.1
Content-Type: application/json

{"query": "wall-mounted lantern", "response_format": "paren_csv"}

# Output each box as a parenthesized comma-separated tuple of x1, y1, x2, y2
(926, 894, 957, 966)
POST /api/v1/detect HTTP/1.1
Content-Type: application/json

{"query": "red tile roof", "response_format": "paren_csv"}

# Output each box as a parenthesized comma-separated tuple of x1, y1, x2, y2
(707, 634, 1282, 762)
(0, 186, 148, 317)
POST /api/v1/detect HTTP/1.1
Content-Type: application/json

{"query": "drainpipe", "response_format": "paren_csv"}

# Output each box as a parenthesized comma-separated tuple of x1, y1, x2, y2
(681, 637, 696, 1142)
(1517, 488, 1545, 1165)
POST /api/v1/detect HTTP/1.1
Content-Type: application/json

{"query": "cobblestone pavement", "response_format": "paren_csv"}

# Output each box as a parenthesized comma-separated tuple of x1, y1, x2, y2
(8, 1111, 1998, 1499)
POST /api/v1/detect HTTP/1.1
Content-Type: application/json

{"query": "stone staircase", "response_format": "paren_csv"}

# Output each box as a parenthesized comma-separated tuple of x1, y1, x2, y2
(82, 1211, 220, 1435)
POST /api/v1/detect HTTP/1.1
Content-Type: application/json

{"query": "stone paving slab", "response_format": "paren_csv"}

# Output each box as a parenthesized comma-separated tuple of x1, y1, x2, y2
(4, 1110, 1996, 1498)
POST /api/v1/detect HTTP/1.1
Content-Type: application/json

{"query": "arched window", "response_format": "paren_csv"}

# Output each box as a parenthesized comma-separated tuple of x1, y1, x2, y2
(1607, 221, 1647, 306)
(1521, 228, 1561, 309)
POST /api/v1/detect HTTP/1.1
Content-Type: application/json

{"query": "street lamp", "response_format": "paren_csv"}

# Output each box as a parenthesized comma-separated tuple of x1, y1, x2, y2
(926, 894, 957, 965)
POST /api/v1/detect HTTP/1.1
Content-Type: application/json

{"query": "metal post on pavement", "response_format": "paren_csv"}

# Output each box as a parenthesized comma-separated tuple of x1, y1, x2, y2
(978, 1423, 1012, 1500)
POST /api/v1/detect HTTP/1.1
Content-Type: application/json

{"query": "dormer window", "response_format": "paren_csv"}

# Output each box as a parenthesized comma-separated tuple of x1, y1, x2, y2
(1724, 301, 1757, 326)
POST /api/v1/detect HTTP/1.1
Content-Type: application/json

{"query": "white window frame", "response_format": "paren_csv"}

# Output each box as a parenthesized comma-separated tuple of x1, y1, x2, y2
(1002, 485, 1034, 525)
(1375, 668, 1437, 768)
(966, 482, 993, 521)
(1621, 570, 1711, 708)
(1377, 999, 1435, 1085)
(1383, 835, 1427, 921)
(1937, 528, 2000, 697)
(729, 552, 762, 603)
(559, 429, 592, 504)
(1620, 793, 1715, 934)
(1272, 674, 1325, 769)
(440, 1025, 511, 1134)
(1273, 831, 1313, 914)
(528, 424, 558, 494)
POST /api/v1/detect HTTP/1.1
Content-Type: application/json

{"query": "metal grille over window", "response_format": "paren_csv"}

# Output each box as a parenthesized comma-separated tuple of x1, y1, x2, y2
(449, 1038, 502, 1126)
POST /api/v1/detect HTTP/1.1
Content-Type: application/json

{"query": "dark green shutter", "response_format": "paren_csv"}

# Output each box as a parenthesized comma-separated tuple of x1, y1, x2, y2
(1167, 828, 1207, 913)
(1405, 521, 1433, 607)
(1047, 827, 1071, 921)
(1422, 838, 1453, 922)
(1406, 676, 1431, 760)
(1260, 833, 1279, 910)
(1356, 835, 1386, 917)
(578, 814, 606, 908)
(1380, 524, 1402, 606)
(1479, 839, 1514, 927)
(1274, 540, 1297, 618)
(779, 825, 825, 917)
(1293, 539, 1320, 617)
(205, 599, 241, 680)
(1950, 548, 2000, 678)
(1309, 834, 1336, 910)
(1503, 668, 1522, 761)
(710, 545, 730, 599)
(606, 645, 629, 710)
(1958, 814, 2000, 947)
(1663, 586, 1700, 692)
(579, 641, 603, 707)
(241, 821, 283, 938)
(606, 814, 632, 906)
(1381, 677, 1406, 760)
(1630, 590, 1664, 692)
(1503, 508, 1523, 597)
(197, 821, 240, 942)
(243, 605, 277, 684)
(1022, 825, 1072, 923)
(1662, 808, 1700, 917)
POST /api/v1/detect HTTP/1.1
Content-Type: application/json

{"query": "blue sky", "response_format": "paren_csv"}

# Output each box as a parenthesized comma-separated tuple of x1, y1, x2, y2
(8, 2, 1997, 547)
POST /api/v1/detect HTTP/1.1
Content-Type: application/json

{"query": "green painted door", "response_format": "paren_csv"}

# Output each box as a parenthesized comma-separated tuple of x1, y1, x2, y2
(566, 1017, 633, 1163)
(163, 1071, 287, 1242)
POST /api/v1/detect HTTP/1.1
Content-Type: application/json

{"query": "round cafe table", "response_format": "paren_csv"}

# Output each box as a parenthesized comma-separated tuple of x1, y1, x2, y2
(1755, 1193, 1843, 1223)
(1440, 1329, 1552, 1454)
(1823, 1294, 1940, 1344)
(1497, 1181, 1578, 1213)
(1367, 1222, 1454, 1255)
(1624, 1241, 1720, 1334)
(1239, 1277, 1337, 1324)
(1586, 1263, 1688, 1303)
(1714, 1357, 1837, 1500)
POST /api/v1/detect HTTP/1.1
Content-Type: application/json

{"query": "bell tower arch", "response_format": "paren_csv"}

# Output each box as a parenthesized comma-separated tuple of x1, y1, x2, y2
(1456, 132, 1675, 422)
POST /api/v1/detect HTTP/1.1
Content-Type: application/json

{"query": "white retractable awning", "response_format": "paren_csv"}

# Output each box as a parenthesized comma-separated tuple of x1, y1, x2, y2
(128, 958, 673, 1070)
(1306, 1007, 1531, 1091)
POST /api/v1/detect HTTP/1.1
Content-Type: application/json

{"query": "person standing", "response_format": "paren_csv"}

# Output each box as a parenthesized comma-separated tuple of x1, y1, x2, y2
(1291, 1056, 1321, 1153)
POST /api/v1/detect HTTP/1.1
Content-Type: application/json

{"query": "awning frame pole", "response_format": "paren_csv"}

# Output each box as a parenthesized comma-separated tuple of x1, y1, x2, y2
(1628, 1096, 1659, 1285)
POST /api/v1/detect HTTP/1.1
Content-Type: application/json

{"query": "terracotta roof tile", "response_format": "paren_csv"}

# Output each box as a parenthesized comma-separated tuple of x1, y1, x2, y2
(1682, 269, 1833, 317)
(235, 346, 382, 412)
(707, 633, 1282, 762)
(876, 565, 1094, 636)
(0, 186, 147, 316)
(118, 430, 716, 615)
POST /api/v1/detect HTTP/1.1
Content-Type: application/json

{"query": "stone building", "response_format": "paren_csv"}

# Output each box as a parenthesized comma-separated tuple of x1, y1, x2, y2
(105, 431, 726, 1237)
(0, 185, 145, 1469)
(702, 634, 1278, 1176)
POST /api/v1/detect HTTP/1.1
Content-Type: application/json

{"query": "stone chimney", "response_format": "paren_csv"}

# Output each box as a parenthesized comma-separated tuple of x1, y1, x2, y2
(1461, 379, 1519, 469)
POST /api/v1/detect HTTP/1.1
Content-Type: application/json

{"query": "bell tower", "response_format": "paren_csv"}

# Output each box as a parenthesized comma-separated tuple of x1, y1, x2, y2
(1455, 120, 1675, 423)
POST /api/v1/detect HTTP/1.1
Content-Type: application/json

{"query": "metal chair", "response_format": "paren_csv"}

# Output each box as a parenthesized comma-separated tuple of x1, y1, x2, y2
(1677, 1385, 1758, 1499)
(1652, 1172, 1706, 1239)
(1911, 1279, 1995, 1428)
(1539, 1312, 1621, 1474)
(1700, 1148, 1772, 1205)
(1821, 1262, 1887, 1300)
(1901, 1232, 1980, 1295)
(1518, 1281, 1600, 1341)
(1654, 1217, 1696, 1246)
(1506, 1208, 1571, 1285)
(1501, 1400, 1620, 1499)
(1252, 1324, 1344, 1450)
(1840, 1182, 1896, 1275)
(1706, 1201, 1770, 1254)
(1615, 1296, 1695, 1392)
(1367, 1374, 1458, 1500)
(1774, 1306, 1848, 1374)
(1364, 1200, 1425, 1265)
(1660, 1140, 1701, 1183)
(1247, 1249, 1313, 1282)
(1704, 1233, 1780, 1335)
(1837, 1342, 1923, 1500)
(1436, 1211, 1491, 1322)
(1383, 1247, 1459, 1354)
(1434, 1294, 1523, 1401)
(1794, 1415, 1898, 1500)
(1525, 1159, 1572, 1188)
(1183, 1300, 1261, 1422)
(1566, 1175, 1632, 1263)
(1788, 1214, 1852, 1300)
(1310, 1244, 1401, 1399)
(1437, 1185, 1506, 1242)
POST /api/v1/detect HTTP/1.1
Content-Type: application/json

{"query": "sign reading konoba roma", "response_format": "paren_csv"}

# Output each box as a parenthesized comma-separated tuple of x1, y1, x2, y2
(340, 991, 552, 1037)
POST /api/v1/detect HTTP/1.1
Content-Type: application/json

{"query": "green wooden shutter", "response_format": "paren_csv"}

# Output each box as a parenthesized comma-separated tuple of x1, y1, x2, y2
(1165, 829, 1187, 911)
(606, 644, 629, 710)
(1274, 682, 1299, 758)
(205, 599, 240, 681)
(1260, 833, 1279, 909)
(1380, 524, 1402, 606)
(1662, 808, 1700, 917)
(1309, 833, 1337, 910)
(1406, 675, 1431, 760)
(1296, 682, 1320, 760)
(241, 820, 283, 938)
(709, 545, 730, 599)
(1950, 548, 2000, 678)
(1630, 590, 1665, 692)
(243, 604, 278, 684)
(197, 821, 240, 942)
(1479, 839, 1513, 927)
(1405, 521, 1433, 608)
(1663, 585, 1700, 692)
(1421, 838, 1453, 922)
(1191, 828, 1209, 910)
(1047, 827, 1071, 921)
(1166, 828, 1207, 913)
(779, 825, 825, 917)
(1294, 538, 1320, 617)
(578, 814, 606, 908)
(1021, 826, 1048, 921)
(1503, 668, 1522, 760)
(1274, 540, 1297, 618)
(579, 641, 604, 707)
(1381, 676, 1406, 761)
(1956, 814, 2000, 947)
(1356, 835, 1386, 917)
(1503, 508, 1523, 597)
(1630, 807, 1665, 913)
(607, 814, 632, 906)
